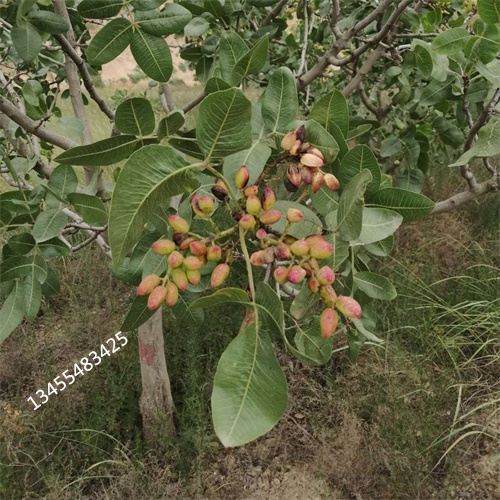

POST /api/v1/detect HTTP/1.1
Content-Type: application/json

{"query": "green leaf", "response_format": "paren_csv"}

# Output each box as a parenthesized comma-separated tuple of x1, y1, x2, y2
(222, 142, 272, 199)
(38, 238, 70, 258)
(418, 75, 454, 107)
(414, 44, 433, 78)
(370, 188, 434, 222)
(294, 317, 333, 366)
(309, 89, 349, 137)
(195, 56, 213, 83)
(109, 145, 199, 269)
(157, 110, 185, 140)
(219, 31, 248, 83)
(380, 135, 402, 157)
(339, 145, 381, 194)
(131, 0, 164, 11)
(477, 0, 500, 24)
(171, 291, 205, 324)
(270, 201, 322, 239)
(190, 287, 250, 309)
(365, 235, 394, 257)
(47, 164, 78, 205)
(115, 97, 155, 136)
(211, 321, 287, 447)
(32, 209, 67, 242)
(135, 4, 192, 36)
(349, 208, 403, 246)
(22, 272, 42, 320)
(351, 318, 383, 343)
(262, 67, 298, 133)
(205, 76, 231, 94)
(229, 35, 269, 86)
(55, 135, 138, 166)
(54, 117, 84, 142)
(310, 185, 338, 217)
(347, 123, 372, 140)
(77, 0, 123, 19)
(336, 170, 372, 241)
(0, 256, 33, 282)
(41, 265, 60, 296)
(87, 18, 133, 66)
(7, 233, 36, 255)
(204, 0, 225, 18)
(184, 16, 209, 36)
(27, 11, 69, 34)
(433, 116, 464, 147)
(11, 23, 43, 62)
(130, 29, 172, 82)
(432, 28, 470, 55)
(354, 272, 397, 301)
(67, 193, 107, 226)
(121, 295, 155, 331)
(290, 284, 318, 320)
(328, 122, 349, 161)
(304, 120, 339, 164)
(196, 88, 252, 159)
(0, 282, 25, 344)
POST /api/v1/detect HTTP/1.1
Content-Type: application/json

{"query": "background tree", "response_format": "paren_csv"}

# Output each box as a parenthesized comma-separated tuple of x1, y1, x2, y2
(0, 0, 498, 447)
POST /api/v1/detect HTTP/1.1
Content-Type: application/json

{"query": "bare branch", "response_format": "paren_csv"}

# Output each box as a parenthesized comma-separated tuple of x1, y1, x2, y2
(329, 0, 342, 39)
(181, 91, 207, 113)
(297, 0, 309, 77)
(464, 88, 500, 151)
(262, 0, 289, 27)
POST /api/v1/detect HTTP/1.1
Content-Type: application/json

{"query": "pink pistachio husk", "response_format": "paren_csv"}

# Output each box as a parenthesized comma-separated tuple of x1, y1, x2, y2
(320, 308, 339, 338)
(168, 215, 189, 233)
(274, 242, 291, 260)
(137, 274, 161, 296)
(244, 185, 258, 197)
(317, 266, 335, 285)
(256, 228, 267, 240)
(320, 285, 338, 308)
(306, 234, 325, 245)
(286, 208, 303, 223)
(165, 282, 179, 307)
(310, 240, 333, 260)
(306, 147, 325, 162)
(239, 214, 257, 230)
(287, 265, 307, 284)
(261, 187, 276, 211)
(235, 166, 249, 189)
(246, 195, 261, 215)
(168, 251, 184, 268)
(198, 195, 215, 215)
(191, 195, 207, 218)
(301, 153, 324, 168)
(211, 263, 230, 287)
(301, 167, 314, 185)
(151, 239, 176, 256)
(281, 131, 297, 151)
(302, 262, 313, 277)
(290, 239, 310, 257)
(262, 247, 275, 265)
(287, 164, 302, 187)
(183, 256, 202, 271)
(274, 266, 288, 284)
(148, 286, 167, 310)
(260, 209, 282, 225)
(207, 245, 222, 262)
(312, 171, 324, 193)
(250, 250, 264, 267)
(186, 269, 201, 285)
(172, 268, 188, 291)
(289, 140, 302, 156)
(308, 276, 320, 293)
(179, 237, 195, 251)
(336, 296, 362, 319)
(324, 173, 340, 191)
(190, 240, 207, 256)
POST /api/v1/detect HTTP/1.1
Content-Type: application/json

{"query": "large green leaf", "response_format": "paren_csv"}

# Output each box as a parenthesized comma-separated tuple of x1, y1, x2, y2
(184, 17, 209, 36)
(22, 272, 42, 320)
(354, 272, 397, 301)
(418, 75, 454, 107)
(211, 321, 287, 447)
(219, 31, 248, 83)
(222, 142, 272, 199)
(46, 164, 78, 206)
(432, 28, 470, 55)
(55, 135, 138, 166)
(450, 120, 500, 166)
(270, 201, 322, 239)
(304, 120, 339, 163)
(11, 23, 43, 62)
(370, 188, 434, 222)
(135, 4, 192, 36)
(67, 193, 107, 226)
(121, 295, 155, 331)
(27, 11, 69, 34)
(190, 288, 250, 309)
(290, 285, 318, 320)
(157, 110, 185, 140)
(477, 0, 500, 24)
(171, 291, 204, 325)
(115, 97, 155, 136)
(229, 35, 269, 86)
(349, 208, 403, 246)
(109, 145, 199, 269)
(32, 209, 68, 243)
(0, 282, 25, 344)
(414, 43, 433, 78)
(262, 67, 298, 132)
(309, 89, 349, 137)
(310, 185, 339, 217)
(130, 29, 173, 82)
(77, 0, 123, 19)
(294, 317, 333, 366)
(0, 256, 33, 282)
(196, 88, 252, 159)
(87, 18, 133, 66)
(7, 233, 36, 255)
(336, 170, 372, 241)
(339, 145, 381, 194)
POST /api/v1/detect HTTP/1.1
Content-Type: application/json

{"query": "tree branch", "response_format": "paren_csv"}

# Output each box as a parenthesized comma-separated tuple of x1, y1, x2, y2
(262, 0, 289, 27)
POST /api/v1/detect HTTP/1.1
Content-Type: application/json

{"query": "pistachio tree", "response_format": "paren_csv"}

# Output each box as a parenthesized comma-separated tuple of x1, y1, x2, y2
(1, 0, 499, 447)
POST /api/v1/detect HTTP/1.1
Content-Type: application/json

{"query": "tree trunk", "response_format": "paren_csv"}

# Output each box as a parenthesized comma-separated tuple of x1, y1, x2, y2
(138, 309, 175, 446)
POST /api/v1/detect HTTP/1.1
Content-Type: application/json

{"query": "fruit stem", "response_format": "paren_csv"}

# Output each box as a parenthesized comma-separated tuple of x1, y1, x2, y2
(239, 225, 255, 301)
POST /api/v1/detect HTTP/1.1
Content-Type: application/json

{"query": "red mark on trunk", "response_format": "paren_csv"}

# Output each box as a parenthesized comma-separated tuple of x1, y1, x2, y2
(138, 341, 155, 366)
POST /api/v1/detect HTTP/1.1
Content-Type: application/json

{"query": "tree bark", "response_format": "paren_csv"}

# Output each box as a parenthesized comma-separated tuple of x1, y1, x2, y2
(138, 309, 176, 446)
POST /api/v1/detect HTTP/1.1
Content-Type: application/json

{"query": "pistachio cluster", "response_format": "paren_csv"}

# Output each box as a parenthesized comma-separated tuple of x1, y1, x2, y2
(281, 125, 340, 194)
(136, 162, 361, 337)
